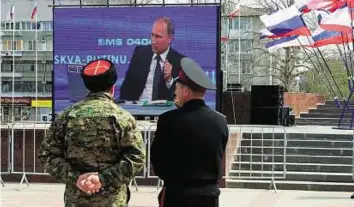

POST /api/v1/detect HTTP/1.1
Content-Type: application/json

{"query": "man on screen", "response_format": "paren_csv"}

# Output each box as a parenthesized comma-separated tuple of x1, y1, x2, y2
(119, 17, 185, 102)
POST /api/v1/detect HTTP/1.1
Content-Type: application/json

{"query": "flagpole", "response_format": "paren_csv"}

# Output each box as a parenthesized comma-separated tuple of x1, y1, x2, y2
(0, 4, 2, 123)
(12, 6, 15, 123)
(238, 6, 241, 83)
(35, 1, 38, 121)
(269, 55, 272, 84)
(0, 2, 2, 185)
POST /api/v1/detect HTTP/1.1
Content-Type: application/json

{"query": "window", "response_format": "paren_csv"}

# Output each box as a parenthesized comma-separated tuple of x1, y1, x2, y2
(15, 22, 20, 30)
(229, 17, 252, 31)
(32, 23, 37, 30)
(3, 40, 12, 50)
(41, 22, 52, 31)
(241, 40, 252, 53)
(3, 40, 23, 51)
(46, 40, 53, 51)
(228, 40, 253, 54)
(38, 40, 47, 51)
(45, 83, 52, 92)
(46, 64, 53, 72)
(5, 22, 13, 30)
(26, 22, 32, 30)
(13, 40, 23, 51)
(221, 17, 229, 38)
(241, 61, 252, 74)
(22, 64, 35, 72)
(28, 40, 37, 50)
(3, 64, 13, 72)
(2, 81, 12, 92)
(22, 22, 27, 30)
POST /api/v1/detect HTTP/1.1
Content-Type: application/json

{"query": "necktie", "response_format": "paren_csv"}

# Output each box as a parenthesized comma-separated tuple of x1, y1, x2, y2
(152, 55, 162, 100)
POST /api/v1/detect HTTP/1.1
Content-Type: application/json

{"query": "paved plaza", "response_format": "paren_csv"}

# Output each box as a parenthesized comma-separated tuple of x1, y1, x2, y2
(1, 183, 354, 207)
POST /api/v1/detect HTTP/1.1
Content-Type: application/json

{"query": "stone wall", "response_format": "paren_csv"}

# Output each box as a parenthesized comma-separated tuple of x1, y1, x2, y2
(284, 93, 326, 117)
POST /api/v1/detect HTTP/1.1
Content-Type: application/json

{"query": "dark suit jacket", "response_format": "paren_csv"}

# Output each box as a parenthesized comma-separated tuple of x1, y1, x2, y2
(151, 99, 229, 196)
(119, 45, 184, 101)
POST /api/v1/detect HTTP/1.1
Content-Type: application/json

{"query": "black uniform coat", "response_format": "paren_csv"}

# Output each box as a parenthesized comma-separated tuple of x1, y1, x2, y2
(151, 99, 229, 207)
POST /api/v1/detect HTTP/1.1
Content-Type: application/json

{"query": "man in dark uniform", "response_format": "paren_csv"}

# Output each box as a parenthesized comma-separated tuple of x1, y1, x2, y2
(151, 57, 229, 207)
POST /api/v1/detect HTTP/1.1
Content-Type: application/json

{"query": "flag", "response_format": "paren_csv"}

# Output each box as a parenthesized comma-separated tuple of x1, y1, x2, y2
(260, 5, 311, 37)
(347, 0, 354, 19)
(319, 5, 352, 34)
(221, 37, 229, 42)
(265, 35, 313, 53)
(298, 0, 346, 13)
(312, 27, 353, 47)
(259, 29, 277, 39)
(228, 4, 240, 18)
(31, 3, 38, 21)
(6, 4, 15, 21)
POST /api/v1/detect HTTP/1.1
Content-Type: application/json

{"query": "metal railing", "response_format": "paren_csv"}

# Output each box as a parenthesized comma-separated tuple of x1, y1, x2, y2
(10, 121, 52, 190)
(225, 125, 287, 192)
(352, 130, 354, 181)
(0, 123, 12, 187)
(145, 122, 164, 190)
(5, 120, 160, 190)
(2, 120, 293, 193)
(130, 123, 149, 191)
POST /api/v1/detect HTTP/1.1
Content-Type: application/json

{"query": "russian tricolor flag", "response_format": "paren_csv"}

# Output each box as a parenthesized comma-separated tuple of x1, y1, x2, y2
(260, 5, 311, 38)
(312, 27, 352, 47)
(319, 5, 352, 34)
(6, 5, 15, 21)
(299, 0, 346, 13)
(259, 29, 277, 39)
(31, 3, 37, 21)
(266, 35, 313, 53)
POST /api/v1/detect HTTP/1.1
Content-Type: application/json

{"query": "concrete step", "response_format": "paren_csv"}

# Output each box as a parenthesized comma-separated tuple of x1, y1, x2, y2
(295, 118, 345, 126)
(241, 139, 353, 148)
(324, 100, 354, 106)
(231, 162, 352, 173)
(287, 139, 353, 148)
(316, 104, 347, 109)
(300, 112, 352, 119)
(228, 170, 353, 182)
(226, 180, 354, 191)
(309, 108, 342, 113)
(239, 146, 353, 156)
(237, 154, 353, 165)
(295, 121, 354, 127)
(242, 133, 353, 141)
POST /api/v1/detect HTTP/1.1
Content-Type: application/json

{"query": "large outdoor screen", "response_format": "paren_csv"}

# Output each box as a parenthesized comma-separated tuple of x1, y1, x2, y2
(53, 6, 219, 116)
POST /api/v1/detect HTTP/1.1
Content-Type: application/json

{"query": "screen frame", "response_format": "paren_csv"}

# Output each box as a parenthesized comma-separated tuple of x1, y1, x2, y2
(51, 4, 222, 120)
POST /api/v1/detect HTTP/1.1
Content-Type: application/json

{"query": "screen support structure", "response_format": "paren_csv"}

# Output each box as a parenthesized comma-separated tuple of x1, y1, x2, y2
(50, 1, 221, 8)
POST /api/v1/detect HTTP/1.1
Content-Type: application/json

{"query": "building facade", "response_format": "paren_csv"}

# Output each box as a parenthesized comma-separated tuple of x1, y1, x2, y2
(1, 0, 137, 123)
(1, 0, 53, 122)
(221, 6, 276, 91)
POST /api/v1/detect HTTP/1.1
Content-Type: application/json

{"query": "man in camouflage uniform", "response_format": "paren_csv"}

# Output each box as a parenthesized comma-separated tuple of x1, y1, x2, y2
(38, 59, 145, 207)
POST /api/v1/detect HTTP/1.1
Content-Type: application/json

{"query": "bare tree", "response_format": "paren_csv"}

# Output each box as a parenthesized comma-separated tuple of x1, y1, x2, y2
(236, 0, 339, 92)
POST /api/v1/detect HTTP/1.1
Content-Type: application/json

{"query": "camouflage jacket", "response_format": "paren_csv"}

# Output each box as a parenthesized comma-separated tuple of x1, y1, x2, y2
(38, 92, 145, 207)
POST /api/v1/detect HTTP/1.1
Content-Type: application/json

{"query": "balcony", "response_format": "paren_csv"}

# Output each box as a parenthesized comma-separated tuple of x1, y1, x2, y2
(0, 72, 23, 78)
(0, 92, 52, 97)
(1, 30, 23, 36)
(1, 51, 23, 57)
